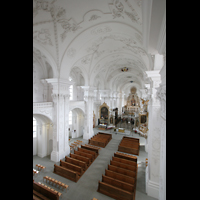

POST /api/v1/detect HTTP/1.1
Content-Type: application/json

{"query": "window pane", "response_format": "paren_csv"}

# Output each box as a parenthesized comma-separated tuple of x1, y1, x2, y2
(33, 126, 36, 131)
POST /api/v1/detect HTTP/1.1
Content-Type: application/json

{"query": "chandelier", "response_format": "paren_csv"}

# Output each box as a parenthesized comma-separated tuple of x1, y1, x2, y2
(121, 67, 128, 72)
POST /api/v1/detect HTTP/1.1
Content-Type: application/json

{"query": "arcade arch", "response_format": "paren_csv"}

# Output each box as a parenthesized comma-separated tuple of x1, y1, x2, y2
(33, 114, 53, 158)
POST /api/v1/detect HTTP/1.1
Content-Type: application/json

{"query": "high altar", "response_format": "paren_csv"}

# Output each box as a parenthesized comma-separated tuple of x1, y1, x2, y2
(124, 86, 140, 114)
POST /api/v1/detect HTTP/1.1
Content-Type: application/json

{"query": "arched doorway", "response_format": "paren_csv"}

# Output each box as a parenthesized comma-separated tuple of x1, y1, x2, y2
(33, 114, 53, 158)
(69, 108, 85, 139)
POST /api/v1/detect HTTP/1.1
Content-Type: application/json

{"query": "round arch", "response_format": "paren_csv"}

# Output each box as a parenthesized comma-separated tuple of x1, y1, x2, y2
(33, 114, 53, 158)
(68, 108, 85, 139)
(33, 41, 58, 78)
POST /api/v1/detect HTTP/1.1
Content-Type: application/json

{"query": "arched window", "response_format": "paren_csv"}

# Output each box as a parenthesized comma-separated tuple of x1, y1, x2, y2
(69, 85, 73, 100)
(69, 77, 73, 100)
(69, 111, 72, 125)
(33, 117, 37, 138)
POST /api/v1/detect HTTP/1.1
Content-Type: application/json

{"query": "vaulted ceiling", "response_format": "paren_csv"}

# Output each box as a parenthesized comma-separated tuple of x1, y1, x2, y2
(33, 0, 166, 97)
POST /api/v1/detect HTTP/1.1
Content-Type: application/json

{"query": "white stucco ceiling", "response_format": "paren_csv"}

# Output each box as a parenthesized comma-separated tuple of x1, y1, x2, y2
(33, 0, 166, 96)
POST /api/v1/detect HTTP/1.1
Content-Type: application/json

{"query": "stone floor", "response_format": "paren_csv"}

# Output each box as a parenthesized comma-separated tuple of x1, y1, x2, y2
(33, 128, 157, 200)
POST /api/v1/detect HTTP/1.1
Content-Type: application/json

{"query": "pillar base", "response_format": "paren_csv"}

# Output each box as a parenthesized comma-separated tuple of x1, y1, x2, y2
(50, 150, 65, 162)
(83, 132, 90, 140)
(147, 180, 159, 199)
(65, 145, 70, 156)
(51, 151, 59, 162)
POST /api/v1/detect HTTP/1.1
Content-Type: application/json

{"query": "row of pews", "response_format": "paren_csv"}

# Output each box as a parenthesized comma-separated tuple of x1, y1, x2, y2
(89, 132, 112, 148)
(97, 152, 138, 200)
(33, 179, 61, 200)
(53, 144, 100, 182)
(118, 136, 140, 155)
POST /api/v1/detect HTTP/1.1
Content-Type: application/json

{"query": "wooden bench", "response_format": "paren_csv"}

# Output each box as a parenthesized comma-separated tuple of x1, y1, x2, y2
(97, 181, 134, 200)
(81, 144, 99, 155)
(33, 180, 60, 200)
(102, 175, 134, 193)
(65, 156, 87, 171)
(36, 164, 46, 171)
(98, 132, 112, 140)
(38, 182, 62, 198)
(105, 169, 135, 185)
(110, 160, 136, 172)
(60, 159, 83, 176)
(78, 147, 97, 159)
(112, 156, 137, 167)
(89, 132, 112, 148)
(118, 136, 140, 155)
(33, 189, 51, 200)
(43, 176, 69, 192)
(70, 153, 90, 167)
(53, 164, 80, 182)
(89, 139, 106, 148)
(33, 168, 40, 176)
(74, 150, 94, 162)
(114, 152, 138, 162)
(108, 164, 136, 178)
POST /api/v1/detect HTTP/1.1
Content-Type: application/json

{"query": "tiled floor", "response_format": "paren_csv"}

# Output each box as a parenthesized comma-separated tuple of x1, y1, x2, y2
(33, 127, 157, 200)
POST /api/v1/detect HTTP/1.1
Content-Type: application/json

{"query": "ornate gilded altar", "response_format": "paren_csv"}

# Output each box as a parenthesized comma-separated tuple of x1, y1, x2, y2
(99, 102, 109, 124)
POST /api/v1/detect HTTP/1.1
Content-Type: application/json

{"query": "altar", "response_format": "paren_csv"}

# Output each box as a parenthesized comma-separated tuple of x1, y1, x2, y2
(98, 124, 115, 130)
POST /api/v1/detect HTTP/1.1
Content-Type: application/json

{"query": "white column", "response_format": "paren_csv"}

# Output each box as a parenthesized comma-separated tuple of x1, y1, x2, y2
(41, 79, 49, 102)
(157, 61, 166, 200)
(46, 78, 71, 162)
(81, 86, 95, 140)
(145, 70, 161, 199)
(64, 93, 71, 156)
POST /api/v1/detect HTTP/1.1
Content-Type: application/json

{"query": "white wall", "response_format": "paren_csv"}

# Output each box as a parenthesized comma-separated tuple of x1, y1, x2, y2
(69, 109, 84, 138)
(33, 137, 37, 155)
(33, 116, 53, 158)
(33, 63, 44, 102)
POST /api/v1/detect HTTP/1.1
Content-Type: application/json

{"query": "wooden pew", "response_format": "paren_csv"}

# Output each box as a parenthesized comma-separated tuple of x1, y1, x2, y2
(60, 160, 83, 176)
(114, 152, 137, 162)
(102, 175, 134, 193)
(118, 137, 140, 155)
(97, 181, 134, 200)
(105, 169, 135, 185)
(112, 156, 137, 167)
(43, 176, 69, 192)
(98, 132, 112, 140)
(65, 156, 87, 171)
(33, 189, 51, 200)
(89, 139, 106, 148)
(53, 164, 79, 182)
(33, 180, 60, 200)
(70, 153, 90, 167)
(78, 147, 97, 159)
(81, 144, 99, 155)
(74, 150, 94, 162)
(89, 132, 112, 148)
(110, 160, 136, 172)
(108, 164, 136, 178)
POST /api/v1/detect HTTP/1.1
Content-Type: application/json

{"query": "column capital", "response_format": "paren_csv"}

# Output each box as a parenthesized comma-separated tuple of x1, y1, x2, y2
(81, 86, 96, 99)
(45, 78, 71, 97)
(146, 70, 161, 87)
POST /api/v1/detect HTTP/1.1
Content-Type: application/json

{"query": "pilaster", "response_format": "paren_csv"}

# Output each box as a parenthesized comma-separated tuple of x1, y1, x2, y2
(145, 70, 161, 199)
(81, 86, 96, 140)
(45, 78, 71, 162)
(41, 79, 49, 102)
(157, 62, 166, 200)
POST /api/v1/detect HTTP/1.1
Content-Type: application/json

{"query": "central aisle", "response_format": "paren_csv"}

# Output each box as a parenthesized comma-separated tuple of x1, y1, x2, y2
(65, 133, 121, 200)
